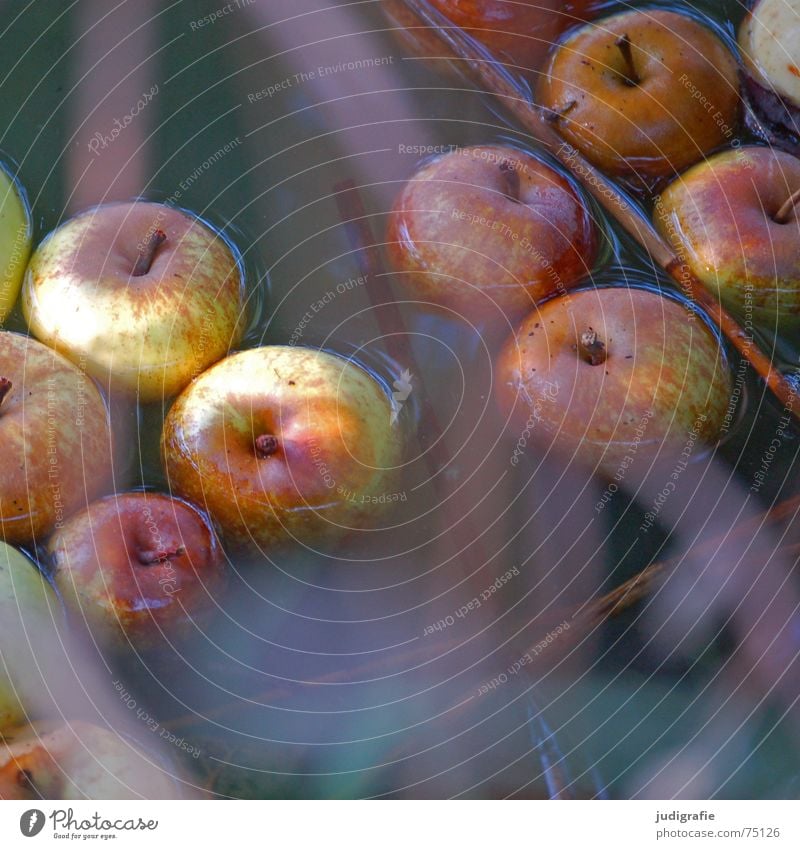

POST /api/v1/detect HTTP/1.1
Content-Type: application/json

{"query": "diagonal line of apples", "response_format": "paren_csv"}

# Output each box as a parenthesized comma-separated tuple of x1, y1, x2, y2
(0, 0, 798, 797)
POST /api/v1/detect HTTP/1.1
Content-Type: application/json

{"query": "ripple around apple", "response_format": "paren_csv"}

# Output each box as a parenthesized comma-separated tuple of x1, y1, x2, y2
(161, 345, 405, 552)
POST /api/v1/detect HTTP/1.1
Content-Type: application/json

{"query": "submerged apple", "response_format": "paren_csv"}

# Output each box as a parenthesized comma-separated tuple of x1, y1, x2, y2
(23, 201, 244, 402)
(49, 491, 227, 653)
(162, 346, 404, 550)
(0, 542, 64, 732)
(0, 162, 32, 325)
(0, 721, 182, 799)
(0, 331, 113, 545)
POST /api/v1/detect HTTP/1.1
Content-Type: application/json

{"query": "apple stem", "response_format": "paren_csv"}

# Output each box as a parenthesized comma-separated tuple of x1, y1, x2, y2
(132, 229, 167, 276)
(616, 34, 640, 86)
(579, 328, 607, 366)
(138, 545, 185, 566)
(499, 160, 521, 203)
(255, 434, 279, 458)
(0, 377, 11, 410)
(774, 187, 800, 224)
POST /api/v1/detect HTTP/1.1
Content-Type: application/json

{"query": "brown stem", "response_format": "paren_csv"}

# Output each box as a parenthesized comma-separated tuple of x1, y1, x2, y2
(774, 187, 800, 224)
(255, 434, 279, 458)
(132, 229, 166, 276)
(137, 545, 185, 565)
(616, 33, 640, 86)
(0, 378, 11, 409)
(397, 0, 800, 423)
(499, 160, 520, 203)
(579, 328, 607, 366)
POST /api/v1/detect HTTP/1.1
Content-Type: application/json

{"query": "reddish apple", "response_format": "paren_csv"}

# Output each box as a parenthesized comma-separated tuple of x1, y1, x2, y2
(161, 346, 404, 550)
(49, 491, 226, 653)
(0, 331, 113, 545)
(23, 201, 244, 403)
(386, 145, 598, 322)
(495, 287, 732, 472)
(538, 9, 740, 185)
(654, 146, 800, 327)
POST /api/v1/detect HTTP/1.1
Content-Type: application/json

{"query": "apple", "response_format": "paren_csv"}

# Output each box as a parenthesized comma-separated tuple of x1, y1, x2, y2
(0, 721, 181, 799)
(48, 491, 227, 653)
(0, 162, 32, 325)
(495, 287, 732, 473)
(22, 200, 245, 403)
(386, 145, 598, 322)
(0, 542, 65, 732)
(161, 346, 403, 550)
(537, 9, 740, 186)
(654, 146, 800, 327)
(739, 0, 800, 151)
(0, 330, 113, 545)
(383, 0, 601, 79)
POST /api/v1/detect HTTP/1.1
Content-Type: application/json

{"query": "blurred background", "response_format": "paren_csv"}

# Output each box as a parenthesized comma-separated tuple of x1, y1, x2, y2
(4, 0, 800, 798)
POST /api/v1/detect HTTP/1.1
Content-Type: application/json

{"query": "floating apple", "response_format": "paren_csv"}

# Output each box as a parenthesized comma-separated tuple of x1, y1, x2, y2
(383, 0, 602, 79)
(654, 146, 800, 327)
(538, 9, 740, 185)
(162, 346, 403, 550)
(49, 492, 227, 654)
(23, 201, 244, 403)
(495, 287, 732, 472)
(0, 542, 65, 732)
(386, 145, 598, 321)
(0, 331, 113, 545)
(0, 721, 181, 799)
(0, 163, 32, 325)
(739, 0, 800, 151)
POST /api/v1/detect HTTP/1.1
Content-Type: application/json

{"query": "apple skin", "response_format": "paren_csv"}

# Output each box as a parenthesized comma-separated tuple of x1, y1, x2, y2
(49, 492, 226, 653)
(0, 542, 65, 732)
(654, 146, 800, 327)
(383, 0, 601, 79)
(0, 331, 113, 545)
(162, 346, 404, 550)
(739, 0, 800, 150)
(386, 145, 598, 321)
(0, 164, 32, 325)
(0, 721, 181, 799)
(537, 9, 740, 185)
(495, 287, 732, 473)
(22, 201, 244, 403)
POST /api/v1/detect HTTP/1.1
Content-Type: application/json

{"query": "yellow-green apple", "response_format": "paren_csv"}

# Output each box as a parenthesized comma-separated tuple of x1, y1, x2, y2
(49, 492, 226, 653)
(739, 0, 800, 149)
(0, 164, 32, 325)
(386, 145, 598, 322)
(495, 287, 732, 472)
(383, 0, 602, 80)
(22, 201, 244, 403)
(538, 9, 740, 185)
(0, 542, 65, 732)
(0, 721, 181, 799)
(0, 331, 113, 545)
(162, 346, 403, 550)
(654, 146, 800, 327)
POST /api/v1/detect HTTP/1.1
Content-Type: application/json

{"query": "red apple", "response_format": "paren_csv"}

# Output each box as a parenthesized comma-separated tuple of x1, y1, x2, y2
(495, 287, 732, 472)
(0, 721, 182, 799)
(386, 145, 598, 322)
(161, 346, 403, 550)
(49, 491, 226, 653)
(654, 146, 800, 328)
(23, 201, 245, 403)
(383, 0, 602, 80)
(0, 330, 113, 545)
(739, 0, 800, 152)
(537, 9, 740, 186)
